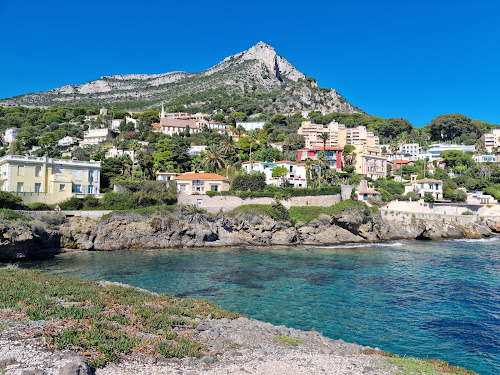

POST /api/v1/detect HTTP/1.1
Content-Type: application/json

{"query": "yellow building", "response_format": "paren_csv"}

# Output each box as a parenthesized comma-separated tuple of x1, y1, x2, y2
(174, 173, 230, 194)
(0, 155, 101, 204)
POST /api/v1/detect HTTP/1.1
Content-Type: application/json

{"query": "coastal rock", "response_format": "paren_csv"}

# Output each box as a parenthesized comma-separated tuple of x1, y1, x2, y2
(59, 357, 94, 375)
(486, 217, 500, 232)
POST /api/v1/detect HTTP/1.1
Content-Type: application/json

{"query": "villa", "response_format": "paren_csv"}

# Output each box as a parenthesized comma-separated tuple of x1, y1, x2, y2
(404, 178, 443, 200)
(174, 172, 230, 194)
(0, 155, 101, 204)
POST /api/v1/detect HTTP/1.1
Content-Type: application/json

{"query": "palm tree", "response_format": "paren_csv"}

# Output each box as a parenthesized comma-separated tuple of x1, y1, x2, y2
(236, 125, 245, 138)
(282, 137, 293, 160)
(219, 138, 237, 177)
(202, 144, 225, 172)
(317, 151, 328, 187)
(248, 130, 259, 167)
(319, 132, 330, 151)
(304, 158, 315, 188)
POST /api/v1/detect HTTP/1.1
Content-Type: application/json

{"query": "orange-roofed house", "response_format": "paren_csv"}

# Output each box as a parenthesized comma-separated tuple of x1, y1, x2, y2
(174, 172, 230, 195)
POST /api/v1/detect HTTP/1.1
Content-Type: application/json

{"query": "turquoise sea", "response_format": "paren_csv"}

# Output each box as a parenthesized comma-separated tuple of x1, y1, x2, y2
(20, 239, 500, 375)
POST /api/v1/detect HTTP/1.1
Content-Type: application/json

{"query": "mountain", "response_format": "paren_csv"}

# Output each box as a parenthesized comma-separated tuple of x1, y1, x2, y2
(0, 42, 361, 115)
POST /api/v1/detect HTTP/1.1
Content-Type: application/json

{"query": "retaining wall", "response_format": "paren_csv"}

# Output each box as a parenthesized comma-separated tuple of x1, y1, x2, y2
(380, 209, 480, 226)
(177, 194, 341, 213)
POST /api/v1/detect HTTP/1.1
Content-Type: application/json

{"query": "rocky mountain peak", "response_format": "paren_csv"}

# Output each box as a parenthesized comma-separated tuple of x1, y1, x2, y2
(221, 42, 306, 82)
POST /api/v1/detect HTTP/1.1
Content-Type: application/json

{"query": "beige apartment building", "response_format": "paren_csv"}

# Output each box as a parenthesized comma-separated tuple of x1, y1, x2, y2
(298, 121, 379, 149)
(0, 155, 101, 204)
(482, 128, 500, 152)
(174, 173, 230, 194)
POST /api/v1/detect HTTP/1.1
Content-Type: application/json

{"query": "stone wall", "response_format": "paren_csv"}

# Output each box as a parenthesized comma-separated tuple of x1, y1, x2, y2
(380, 209, 480, 226)
(177, 194, 340, 213)
(386, 200, 480, 215)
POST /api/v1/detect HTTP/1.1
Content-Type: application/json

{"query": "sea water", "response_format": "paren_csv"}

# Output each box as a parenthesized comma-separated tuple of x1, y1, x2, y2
(20, 240, 500, 374)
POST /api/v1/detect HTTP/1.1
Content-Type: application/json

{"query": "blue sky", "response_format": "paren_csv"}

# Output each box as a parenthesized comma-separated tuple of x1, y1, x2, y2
(1, 0, 499, 127)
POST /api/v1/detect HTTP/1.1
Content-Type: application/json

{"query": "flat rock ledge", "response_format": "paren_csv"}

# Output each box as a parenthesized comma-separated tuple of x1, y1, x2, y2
(0, 316, 398, 375)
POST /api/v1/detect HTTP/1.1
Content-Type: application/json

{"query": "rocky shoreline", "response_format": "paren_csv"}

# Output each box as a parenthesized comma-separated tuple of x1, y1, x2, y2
(1, 205, 499, 261)
(0, 313, 398, 375)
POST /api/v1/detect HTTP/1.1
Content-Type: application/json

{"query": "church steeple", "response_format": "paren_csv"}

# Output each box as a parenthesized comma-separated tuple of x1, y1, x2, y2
(160, 104, 165, 118)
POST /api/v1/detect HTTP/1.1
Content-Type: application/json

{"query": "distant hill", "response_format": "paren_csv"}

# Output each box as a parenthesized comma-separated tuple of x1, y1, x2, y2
(0, 42, 362, 115)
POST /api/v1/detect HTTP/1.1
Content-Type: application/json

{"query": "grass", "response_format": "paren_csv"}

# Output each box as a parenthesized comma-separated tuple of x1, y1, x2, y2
(360, 349, 477, 375)
(273, 335, 303, 346)
(289, 199, 367, 224)
(0, 268, 240, 368)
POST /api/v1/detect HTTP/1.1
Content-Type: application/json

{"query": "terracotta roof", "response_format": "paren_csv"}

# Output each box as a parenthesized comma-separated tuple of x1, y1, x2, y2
(175, 173, 229, 180)
(390, 160, 411, 164)
(275, 160, 297, 164)
(357, 190, 380, 194)
(151, 123, 161, 128)
(159, 118, 198, 128)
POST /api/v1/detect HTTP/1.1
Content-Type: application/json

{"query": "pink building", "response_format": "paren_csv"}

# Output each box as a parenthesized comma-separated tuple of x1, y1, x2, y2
(297, 147, 343, 171)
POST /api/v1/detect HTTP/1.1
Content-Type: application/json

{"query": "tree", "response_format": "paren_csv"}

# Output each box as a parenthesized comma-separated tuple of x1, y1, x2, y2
(202, 144, 225, 172)
(319, 132, 330, 151)
(343, 145, 357, 166)
(304, 158, 315, 188)
(248, 129, 259, 166)
(7, 140, 22, 155)
(227, 112, 247, 126)
(254, 147, 281, 163)
(136, 150, 154, 180)
(379, 118, 413, 139)
(427, 113, 472, 142)
(272, 166, 289, 186)
(212, 113, 226, 123)
(441, 150, 473, 168)
(423, 193, 435, 203)
(270, 113, 287, 126)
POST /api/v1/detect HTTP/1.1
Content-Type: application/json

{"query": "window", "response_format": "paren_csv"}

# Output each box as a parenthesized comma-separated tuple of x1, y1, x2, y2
(88, 185, 94, 194)
(73, 184, 81, 193)
(88, 170, 93, 183)
(17, 182, 24, 192)
(420, 183, 424, 188)
(60, 184, 66, 191)
(210, 185, 218, 191)
(75, 169, 82, 181)
(35, 183, 41, 193)
(55, 166, 63, 175)
(35, 166, 41, 177)
(18, 165, 24, 176)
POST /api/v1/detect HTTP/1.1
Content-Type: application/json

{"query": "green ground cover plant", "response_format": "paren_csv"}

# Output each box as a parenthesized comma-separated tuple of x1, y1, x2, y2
(0, 268, 240, 368)
(273, 335, 303, 346)
(360, 349, 477, 375)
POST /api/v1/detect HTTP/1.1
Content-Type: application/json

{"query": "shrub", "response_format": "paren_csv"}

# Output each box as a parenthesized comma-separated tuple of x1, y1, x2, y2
(59, 197, 83, 210)
(232, 172, 267, 192)
(206, 191, 220, 197)
(269, 202, 290, 222)
(0, 191, 26, 209)
(37, 212, 66, 226)
(0, 209, 27, 221)
(82, 196, 100, 210)
(423, 193, 435, 203)
(27, 202, 53, 211)
(370, 205, 379, 214)
(461, 211, 473, 215)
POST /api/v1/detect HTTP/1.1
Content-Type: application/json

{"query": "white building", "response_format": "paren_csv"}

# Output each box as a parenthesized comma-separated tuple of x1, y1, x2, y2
(111, 117, 139, 131)
(57, 136, 80, 151)
(241, 160, 312, 188)
(104, 146, 135, 161)
(156, 172, 178, 181)
(3, 128, 19, 144)
(473, 154, 496, 163)
(80, 128, 113, 147)
(420, 144, 475, 161)
(404, 178, 443, 200)
(236, 122, 266, 131)
(196, 120, 232, 135)
(188, 145, 207, 156)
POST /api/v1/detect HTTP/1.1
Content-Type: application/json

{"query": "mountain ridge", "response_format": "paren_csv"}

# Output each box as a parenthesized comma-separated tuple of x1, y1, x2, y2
(0, 42, 361, 115)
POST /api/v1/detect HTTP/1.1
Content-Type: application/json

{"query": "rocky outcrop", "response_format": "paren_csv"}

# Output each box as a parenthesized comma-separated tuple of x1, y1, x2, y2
(58, 209, 495, 252)
(1, 208, 496, 261)
(0, 222, 60, 261)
